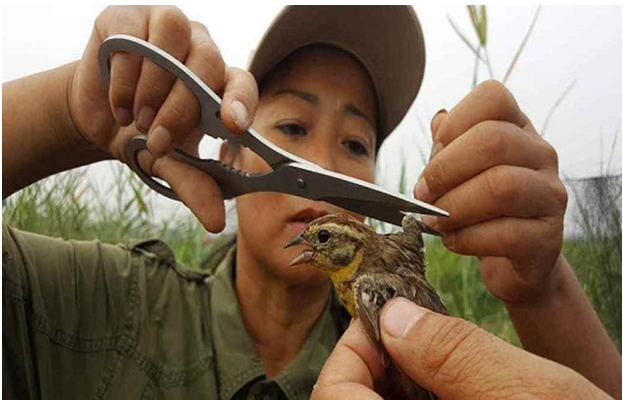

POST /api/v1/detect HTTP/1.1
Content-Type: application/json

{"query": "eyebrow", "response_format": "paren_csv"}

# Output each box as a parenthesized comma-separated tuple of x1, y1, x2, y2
(272, 89, 318, 104)
(344, 103, 375, 128)
(272, 88, 375, 128)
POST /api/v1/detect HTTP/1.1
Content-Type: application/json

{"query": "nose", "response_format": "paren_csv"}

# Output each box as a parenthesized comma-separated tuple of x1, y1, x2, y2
(303, 133, 338, 172)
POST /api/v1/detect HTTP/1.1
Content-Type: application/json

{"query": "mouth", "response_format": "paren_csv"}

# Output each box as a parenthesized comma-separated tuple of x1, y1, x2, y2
(288, 208, 329, 232)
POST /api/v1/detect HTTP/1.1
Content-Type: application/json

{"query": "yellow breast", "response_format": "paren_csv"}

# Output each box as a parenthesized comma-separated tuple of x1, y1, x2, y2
(325, 251, 363, 318)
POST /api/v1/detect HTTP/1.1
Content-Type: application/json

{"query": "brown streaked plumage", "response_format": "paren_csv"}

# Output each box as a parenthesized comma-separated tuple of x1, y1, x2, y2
(286, 213, 447, 400)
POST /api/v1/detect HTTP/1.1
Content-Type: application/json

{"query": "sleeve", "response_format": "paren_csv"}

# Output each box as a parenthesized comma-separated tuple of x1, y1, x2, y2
(2, 223, 137, 397)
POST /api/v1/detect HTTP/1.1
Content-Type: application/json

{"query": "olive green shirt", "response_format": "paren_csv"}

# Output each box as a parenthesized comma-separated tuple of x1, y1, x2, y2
(3, 223, 350, 399)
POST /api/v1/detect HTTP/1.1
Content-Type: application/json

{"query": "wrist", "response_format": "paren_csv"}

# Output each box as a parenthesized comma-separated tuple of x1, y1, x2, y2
(502, 254, 569, 310)
(60, 61, 109, 160)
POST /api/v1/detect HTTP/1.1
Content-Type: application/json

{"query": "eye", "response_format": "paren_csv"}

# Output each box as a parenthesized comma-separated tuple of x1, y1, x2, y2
(277, 123, 307, 137)
(343, 139, 370, 157)
(317, 229, 332, 244)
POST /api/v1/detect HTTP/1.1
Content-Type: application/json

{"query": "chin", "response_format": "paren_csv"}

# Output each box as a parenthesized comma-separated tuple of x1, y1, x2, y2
(274, 260, 330, 287)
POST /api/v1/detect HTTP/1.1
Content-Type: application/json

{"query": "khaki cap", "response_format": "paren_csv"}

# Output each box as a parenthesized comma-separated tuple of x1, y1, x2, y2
(248, 5, 426, 148)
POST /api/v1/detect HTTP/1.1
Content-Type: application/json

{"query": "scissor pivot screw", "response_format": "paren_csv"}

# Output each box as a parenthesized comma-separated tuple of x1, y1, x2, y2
(296, 178, 306, 189)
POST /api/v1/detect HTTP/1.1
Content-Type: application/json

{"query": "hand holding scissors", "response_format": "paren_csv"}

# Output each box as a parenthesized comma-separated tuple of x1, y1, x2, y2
(98, 35, 448, 233)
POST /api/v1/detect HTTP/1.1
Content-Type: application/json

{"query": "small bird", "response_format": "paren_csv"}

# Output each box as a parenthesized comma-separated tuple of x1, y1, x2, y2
(286, 213, 447, 400)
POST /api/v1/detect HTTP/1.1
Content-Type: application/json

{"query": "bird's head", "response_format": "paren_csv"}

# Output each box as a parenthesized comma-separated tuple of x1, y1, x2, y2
(285, 213, 375, 277)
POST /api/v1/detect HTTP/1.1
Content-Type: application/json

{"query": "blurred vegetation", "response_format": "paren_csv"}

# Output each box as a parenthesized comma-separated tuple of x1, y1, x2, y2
(3, 162, 621, 349)
(2, 6, 620, 351)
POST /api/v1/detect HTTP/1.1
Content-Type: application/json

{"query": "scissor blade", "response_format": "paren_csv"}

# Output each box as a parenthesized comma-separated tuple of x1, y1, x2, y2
(267, 162, 449, 225)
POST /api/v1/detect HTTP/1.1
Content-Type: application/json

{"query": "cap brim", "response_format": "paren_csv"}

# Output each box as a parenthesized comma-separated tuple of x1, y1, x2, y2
(248, 6, 425, 145)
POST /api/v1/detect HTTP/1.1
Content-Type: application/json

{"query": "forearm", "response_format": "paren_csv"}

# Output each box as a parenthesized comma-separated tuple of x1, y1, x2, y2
(2, 62, 108, 198)
(505, 255, 621, 399)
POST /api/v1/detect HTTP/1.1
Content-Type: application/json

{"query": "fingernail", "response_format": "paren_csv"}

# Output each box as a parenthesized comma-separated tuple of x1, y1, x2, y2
(382, 297, 426, 338)
(137, 106, 156, 133)
(148, 125, 171, 156)
(430, 108, 447, 132)
(421, 215, 437, 229)
(230, 100, 250, 130)
(429, 141, 444, 162)
(415, 176, 432, 203)
(115, 107, 133, 127)
(443, 233, 455, 248)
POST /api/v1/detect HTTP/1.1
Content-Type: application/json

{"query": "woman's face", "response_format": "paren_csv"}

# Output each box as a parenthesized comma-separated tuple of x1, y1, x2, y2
(231, 46, 377, 286)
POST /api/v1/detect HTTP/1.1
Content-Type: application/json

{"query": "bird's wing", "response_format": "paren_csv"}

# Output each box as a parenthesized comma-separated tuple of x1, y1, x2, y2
(355, 272, 449, 344)
(354, 273, 412, 344)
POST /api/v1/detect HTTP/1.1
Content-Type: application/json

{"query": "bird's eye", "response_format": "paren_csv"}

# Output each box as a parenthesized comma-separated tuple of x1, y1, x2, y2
(317, 229, 332, 244)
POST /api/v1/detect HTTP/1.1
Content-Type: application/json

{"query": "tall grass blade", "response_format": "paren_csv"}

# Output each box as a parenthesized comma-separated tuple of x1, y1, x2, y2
(541, 79, 577, 137)
(447, 15, 485, 62)
(502, 5, 542, 84)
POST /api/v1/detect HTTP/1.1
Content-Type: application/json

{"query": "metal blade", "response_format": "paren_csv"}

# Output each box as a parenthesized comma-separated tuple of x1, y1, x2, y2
(256, 162, 449, 226)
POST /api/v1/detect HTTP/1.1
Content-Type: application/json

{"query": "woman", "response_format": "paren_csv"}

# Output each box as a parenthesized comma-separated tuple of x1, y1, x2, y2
(3, 6, 620, 399)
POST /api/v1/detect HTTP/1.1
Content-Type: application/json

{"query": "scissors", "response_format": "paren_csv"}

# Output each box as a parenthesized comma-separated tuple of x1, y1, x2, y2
(97, 35, 448, 234)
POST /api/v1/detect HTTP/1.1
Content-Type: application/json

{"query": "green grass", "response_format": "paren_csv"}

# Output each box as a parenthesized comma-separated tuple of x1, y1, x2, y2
(3, 165, 620, 349)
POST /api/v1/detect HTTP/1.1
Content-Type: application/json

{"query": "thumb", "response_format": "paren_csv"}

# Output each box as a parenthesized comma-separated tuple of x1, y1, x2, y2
(379, 297, 511, 399)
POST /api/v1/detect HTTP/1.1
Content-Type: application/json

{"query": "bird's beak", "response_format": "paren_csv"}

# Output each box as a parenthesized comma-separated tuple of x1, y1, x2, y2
(287, 250, 314, 266)
(285, 233, 314, 266)
(284, 233, 305, 249)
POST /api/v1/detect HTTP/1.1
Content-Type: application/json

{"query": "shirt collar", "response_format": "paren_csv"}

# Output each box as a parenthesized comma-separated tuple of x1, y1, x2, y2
(209, 245, 343, 400)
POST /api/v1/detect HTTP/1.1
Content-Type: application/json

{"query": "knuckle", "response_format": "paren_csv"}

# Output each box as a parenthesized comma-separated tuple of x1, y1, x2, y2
(154, 6, 191, 44)
(478, 79, 509, 99)
(193, 46, 226, 90)
(485, 166, 518, 204)
(538, 139, 559, 169)
(474, 121, 507, 156)
(425, 158, 450, 194)
(551, 180, 568, 211)
(190, 20, 211, 36)
(163, 95, 199, 132)
(110, 81, 135, 106)
(143, 78, 173, 103)
(542, 216, 563, 243)
(420, 317, 483, 383)
(505, 219, 522, 247)
(227, 68, 259, 101)
(478, 79, 515, 111)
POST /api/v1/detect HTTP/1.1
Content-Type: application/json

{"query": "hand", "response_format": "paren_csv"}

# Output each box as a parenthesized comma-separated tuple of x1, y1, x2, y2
(68, 6, 259, 232)
(312, 298, 611, 400)
(416, 80, 568, 303)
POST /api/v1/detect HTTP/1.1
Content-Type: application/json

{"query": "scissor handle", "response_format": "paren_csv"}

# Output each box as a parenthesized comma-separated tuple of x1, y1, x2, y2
(99, 35, 225, 141)
(124, 135, 272, 201)
(98, 35, 304, 169)
(124, 135, 180, 201)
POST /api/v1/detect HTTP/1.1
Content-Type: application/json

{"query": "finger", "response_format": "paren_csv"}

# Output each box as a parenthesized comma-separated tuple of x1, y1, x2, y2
(430, 109, 447, 140)
(147, 21, 226, 156)
(418, 120, 559, 203)
(219, 67, 259, 133)
(422, 166, 567, 232)
(380, 298, 525, 400)
(133, 6, 191, 132)
(313, 319, 383, 399)
(435, 80, 535, 148)
(441, 216, 563, 263)
(143, 153, 226, 233)
(428, 109, 448, 161)
(382, 299, 604, 400)
(97, 7, 149, 126)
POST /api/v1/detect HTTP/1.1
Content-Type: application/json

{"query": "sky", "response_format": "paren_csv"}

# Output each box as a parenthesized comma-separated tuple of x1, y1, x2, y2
(2, 5, 622, 230)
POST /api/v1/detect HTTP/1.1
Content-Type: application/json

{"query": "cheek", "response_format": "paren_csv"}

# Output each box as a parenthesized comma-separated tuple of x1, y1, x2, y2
(236, 194, 330, 286)
(234, 147, 271, 174)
